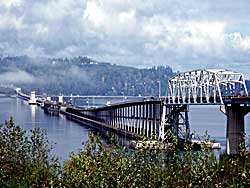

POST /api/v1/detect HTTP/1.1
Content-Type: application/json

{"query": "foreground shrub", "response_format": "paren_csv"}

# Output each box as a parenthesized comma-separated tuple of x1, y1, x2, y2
(62, 134, 165, 188)
(1, 118, 250, 187)
(62, 133, 250, 188)
(0, 118, 60, 187)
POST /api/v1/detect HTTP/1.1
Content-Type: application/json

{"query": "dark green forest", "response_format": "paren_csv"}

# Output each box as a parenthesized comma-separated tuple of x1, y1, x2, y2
(0, 56, 174, 96)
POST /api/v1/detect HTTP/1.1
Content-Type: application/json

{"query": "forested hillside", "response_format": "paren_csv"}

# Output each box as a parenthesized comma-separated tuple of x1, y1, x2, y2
(0, 56, 174, 96)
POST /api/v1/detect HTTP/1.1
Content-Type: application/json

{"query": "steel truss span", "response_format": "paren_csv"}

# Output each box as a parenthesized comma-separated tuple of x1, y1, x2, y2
(167, 69, 248, 104)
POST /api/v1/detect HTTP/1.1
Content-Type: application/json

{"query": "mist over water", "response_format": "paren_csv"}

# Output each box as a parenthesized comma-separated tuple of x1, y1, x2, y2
(0, 97, 250, 161)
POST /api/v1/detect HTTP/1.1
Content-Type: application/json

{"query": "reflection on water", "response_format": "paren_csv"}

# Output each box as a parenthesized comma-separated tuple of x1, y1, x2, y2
(0, 97, 250, 162)
(30, 104, 36, 122)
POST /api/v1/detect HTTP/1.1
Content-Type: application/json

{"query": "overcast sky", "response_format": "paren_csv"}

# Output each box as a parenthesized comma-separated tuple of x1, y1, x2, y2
(1, 0, 250, 77)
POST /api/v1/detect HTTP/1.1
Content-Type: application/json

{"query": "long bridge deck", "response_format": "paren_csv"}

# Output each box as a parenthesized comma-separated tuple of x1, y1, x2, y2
(61, 99, 189, 141)
(14, 68, 250, 154)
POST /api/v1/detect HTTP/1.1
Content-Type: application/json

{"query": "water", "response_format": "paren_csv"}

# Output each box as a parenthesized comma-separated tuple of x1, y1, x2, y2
(0, 97, 250, 162)
(189, 105, 226, 151)
(0, 97, 91, 162)
(189, 105, 250, 151)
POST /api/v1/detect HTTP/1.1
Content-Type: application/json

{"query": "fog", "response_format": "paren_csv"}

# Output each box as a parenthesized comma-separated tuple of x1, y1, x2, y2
(0, 70, 36, 84)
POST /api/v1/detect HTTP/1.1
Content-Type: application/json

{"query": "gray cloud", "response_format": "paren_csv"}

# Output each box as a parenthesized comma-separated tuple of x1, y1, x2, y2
(0, 70, 36, 84)
(1, 0, 250, 77)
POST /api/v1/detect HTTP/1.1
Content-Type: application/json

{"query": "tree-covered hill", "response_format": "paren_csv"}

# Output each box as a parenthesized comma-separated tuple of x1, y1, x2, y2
(0, 56, 174, 96)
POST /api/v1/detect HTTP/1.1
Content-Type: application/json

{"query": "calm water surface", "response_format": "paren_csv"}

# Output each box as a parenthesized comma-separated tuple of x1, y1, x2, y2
(189, 105, 250, 151)
(0, 97, 91, 162)
(0, 97, 250, 161)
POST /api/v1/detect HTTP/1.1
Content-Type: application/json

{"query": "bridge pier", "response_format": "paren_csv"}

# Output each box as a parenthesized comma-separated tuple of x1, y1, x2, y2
(222, 104, 250, 155)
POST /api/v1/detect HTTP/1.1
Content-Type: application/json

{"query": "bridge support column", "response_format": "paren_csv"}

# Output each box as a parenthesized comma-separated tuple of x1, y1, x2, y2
(222, 104, 250, 155)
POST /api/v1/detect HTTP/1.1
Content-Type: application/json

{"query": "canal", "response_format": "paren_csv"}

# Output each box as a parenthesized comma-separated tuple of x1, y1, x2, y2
(0, 97, 250, 162)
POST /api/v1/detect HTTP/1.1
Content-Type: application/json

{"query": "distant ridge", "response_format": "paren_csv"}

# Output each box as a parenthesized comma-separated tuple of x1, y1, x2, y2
(0, 56, 174, 96)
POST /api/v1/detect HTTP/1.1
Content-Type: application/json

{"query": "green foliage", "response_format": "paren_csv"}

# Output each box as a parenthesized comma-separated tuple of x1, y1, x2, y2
(62, 132, 250, 188)
(62, 133, 165, 187)
(1, 118, 250, 187)
(0, 117, 61, 187)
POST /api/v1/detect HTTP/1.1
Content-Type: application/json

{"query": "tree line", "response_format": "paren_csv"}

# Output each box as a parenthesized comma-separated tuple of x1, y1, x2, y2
(0, 56, 174, 96)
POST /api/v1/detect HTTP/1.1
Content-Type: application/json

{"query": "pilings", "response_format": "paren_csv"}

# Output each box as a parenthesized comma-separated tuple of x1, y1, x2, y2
(221, 104, 250, 155)
(92, 101, 163, 139)
(64, 100, 190, 141)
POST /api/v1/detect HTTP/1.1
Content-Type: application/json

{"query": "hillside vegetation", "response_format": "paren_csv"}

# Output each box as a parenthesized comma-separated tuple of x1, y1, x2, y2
(0, 56, 173, 96)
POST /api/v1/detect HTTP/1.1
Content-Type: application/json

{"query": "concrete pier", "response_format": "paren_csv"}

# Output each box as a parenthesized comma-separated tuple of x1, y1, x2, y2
(222, 104, 250, 155)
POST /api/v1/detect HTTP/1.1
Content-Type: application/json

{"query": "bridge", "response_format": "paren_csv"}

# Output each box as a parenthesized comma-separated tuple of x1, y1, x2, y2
(53, 95, 145, 107)
(16, 69, 250, 155)
(63, 69, 250, 154)
(167, 69, 248, 104)
(166, 69, 250, 154)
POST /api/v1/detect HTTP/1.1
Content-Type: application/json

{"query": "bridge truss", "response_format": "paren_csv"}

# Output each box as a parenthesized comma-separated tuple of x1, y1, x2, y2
(159, 104, 189, 141)
(168, 69, 248, 104)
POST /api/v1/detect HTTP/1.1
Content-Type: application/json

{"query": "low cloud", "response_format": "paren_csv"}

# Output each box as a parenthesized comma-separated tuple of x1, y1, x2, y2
(0, 70, 36, 84)
(68, 65, 90, 83)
